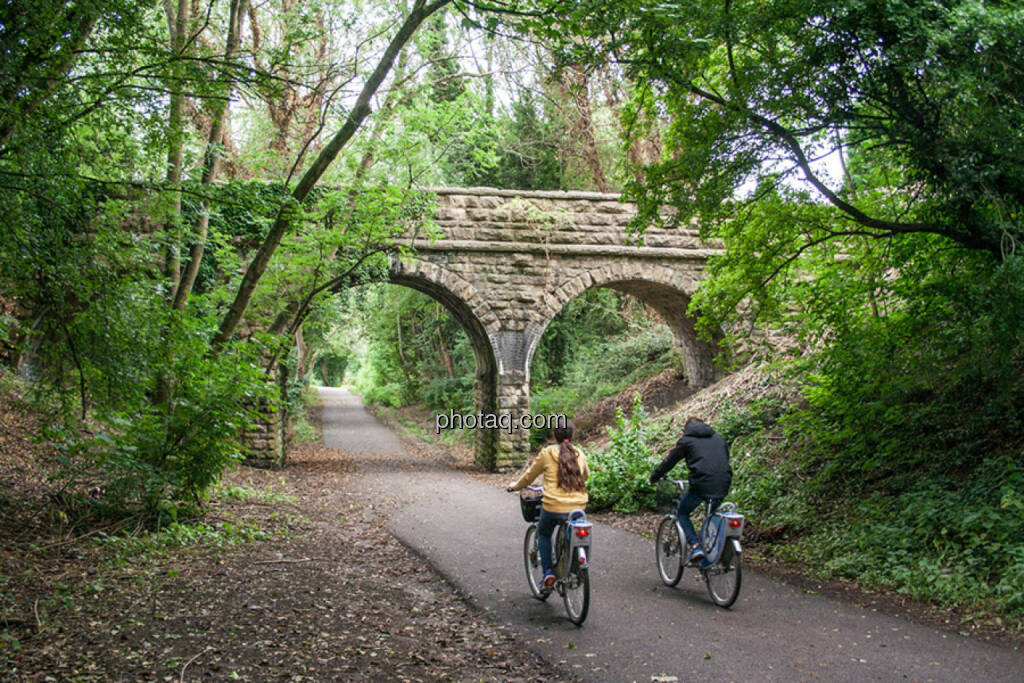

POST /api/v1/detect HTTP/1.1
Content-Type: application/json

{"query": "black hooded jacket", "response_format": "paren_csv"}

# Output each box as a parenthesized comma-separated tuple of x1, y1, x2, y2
(651, 420, 732, 498)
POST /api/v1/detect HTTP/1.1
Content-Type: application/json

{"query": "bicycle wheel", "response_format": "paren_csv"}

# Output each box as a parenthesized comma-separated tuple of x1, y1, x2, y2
(704, 543, 742, 608)
(655, 516, 684, 586)
(523, 524, 549, 601)
(562, 566, 590, 626)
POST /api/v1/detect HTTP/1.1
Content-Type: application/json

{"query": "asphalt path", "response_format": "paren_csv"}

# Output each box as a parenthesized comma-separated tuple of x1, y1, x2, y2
(319, 386, 1023, 682)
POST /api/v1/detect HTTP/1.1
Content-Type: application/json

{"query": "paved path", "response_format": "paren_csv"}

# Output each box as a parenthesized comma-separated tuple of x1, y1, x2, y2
(320, 387, 1023, 682)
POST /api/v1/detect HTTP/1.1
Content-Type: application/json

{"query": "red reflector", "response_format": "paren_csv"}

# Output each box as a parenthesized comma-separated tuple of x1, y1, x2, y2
(575, 528, 590, 537)
(729, 519, 741, 527)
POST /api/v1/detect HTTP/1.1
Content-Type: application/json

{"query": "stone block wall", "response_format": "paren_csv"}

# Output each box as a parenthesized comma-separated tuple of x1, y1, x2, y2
(242, 404, 285, 468)
(388, 186, 725, 471)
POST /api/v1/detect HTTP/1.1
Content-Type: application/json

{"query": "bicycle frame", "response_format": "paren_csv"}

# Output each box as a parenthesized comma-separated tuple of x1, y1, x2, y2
(665, 480, 743, 561)
(699, 501, 744, 565)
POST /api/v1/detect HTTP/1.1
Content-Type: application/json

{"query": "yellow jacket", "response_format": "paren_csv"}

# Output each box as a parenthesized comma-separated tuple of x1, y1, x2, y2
(509, 444, 589, 513)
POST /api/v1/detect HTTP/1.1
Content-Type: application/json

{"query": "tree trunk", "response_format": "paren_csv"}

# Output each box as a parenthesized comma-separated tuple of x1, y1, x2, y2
(294, 325, 307, 381)
(162, 0, 192, 290)
(172, 0, 248, 310)
(436, 304, 454, 377)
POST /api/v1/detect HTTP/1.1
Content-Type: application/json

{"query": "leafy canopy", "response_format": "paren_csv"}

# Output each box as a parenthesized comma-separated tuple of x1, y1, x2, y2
(515, 0, 1024, 259)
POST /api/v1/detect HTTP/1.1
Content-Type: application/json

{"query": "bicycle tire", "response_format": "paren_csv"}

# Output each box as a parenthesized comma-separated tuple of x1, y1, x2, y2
(705, 543, 742, 608)
(523, 524, 549, 601)
(655, 515, 684, 586)
(563, 566, 590, 626)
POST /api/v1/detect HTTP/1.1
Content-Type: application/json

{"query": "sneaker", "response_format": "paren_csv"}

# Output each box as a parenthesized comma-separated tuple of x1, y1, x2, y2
(687, 547, 706, 564)
(543, 571, 556, 590)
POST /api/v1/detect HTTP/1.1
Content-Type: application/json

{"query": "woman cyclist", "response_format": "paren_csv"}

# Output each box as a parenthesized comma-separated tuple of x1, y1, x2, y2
(507, 421, 589, 590)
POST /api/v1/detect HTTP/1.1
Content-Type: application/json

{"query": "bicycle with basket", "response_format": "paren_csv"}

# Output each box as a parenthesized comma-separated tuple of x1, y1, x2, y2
(518, 485, 592, 626)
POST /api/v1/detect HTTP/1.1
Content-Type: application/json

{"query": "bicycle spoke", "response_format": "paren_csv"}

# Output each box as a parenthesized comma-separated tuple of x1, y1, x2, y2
(523, 525, 549, 601)
(562, 567, 590, 626)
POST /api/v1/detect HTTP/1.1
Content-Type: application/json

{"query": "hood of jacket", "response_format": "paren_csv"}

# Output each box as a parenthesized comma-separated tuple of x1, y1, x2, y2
(683, 420, 715, 438)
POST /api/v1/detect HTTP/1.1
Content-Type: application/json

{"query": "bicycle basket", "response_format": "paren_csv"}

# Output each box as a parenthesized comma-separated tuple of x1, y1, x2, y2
(519, 488, 542, 522)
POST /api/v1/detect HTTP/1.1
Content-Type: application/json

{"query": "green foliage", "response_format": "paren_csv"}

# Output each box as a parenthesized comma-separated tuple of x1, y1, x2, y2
(522, 0, 1024, 256)
(22, 277, 269, 523)
(786, 458, 1024, 616)
(97, 520, 272, 565)
(422, 375, 475, 413)
(586, 395, 659, 513)
(213, 483, 297, 505)
(529, 295, 675, 448)
(361, 382, 405, 408)
(466, 90, 569, 191)
(779, 254, 1024, 492)
(343, 285, 476, 409)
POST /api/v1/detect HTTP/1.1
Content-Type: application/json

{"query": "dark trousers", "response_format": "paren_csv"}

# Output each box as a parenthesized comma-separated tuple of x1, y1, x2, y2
(537, 508, 569, 573)
(676, 491, 721, 548)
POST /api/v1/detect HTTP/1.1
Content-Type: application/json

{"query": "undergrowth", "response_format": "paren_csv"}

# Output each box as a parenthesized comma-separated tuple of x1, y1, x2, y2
(580, 364, 1024, 623)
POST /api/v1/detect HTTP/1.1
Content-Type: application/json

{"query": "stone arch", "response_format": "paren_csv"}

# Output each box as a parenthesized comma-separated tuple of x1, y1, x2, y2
(530, 262, 720, 389)
(387, 258, 501, 468)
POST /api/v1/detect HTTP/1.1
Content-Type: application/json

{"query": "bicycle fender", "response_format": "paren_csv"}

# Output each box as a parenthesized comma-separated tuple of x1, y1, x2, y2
(731, 537, 742, 555)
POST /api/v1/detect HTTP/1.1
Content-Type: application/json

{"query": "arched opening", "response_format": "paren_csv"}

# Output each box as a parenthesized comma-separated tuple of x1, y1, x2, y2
(598, 279, 720, 388)
(388, 271, 499, 467)
(535, 265, 722, 391)
(527, 287, 698, 444)
(304, 260, 500, 467)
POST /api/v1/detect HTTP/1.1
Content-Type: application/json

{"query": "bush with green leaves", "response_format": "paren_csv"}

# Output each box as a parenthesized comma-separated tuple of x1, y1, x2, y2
(43, 290, 269, 524)
(586, 395, 660, 513)
(362, 382, 404, 408)
(422, 374, 475, 413)
(781, 458, 1024, 616)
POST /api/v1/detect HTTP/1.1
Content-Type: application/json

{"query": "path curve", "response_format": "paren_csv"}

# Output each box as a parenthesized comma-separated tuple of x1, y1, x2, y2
(320, 387, 1022, 682)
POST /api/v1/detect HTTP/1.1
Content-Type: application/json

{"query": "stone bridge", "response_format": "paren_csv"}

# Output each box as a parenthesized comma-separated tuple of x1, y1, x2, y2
(389, 186, 722, 469)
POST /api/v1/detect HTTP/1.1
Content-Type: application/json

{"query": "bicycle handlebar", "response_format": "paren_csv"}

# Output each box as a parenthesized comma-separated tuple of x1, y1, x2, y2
(508, 484, 543, 493)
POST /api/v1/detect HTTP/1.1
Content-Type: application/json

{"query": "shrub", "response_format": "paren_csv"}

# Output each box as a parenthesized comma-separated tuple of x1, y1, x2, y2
(586, 395, 660, 513)
(362, 382, 404, 408)
(48, 308, 268, 524)
(787, 456, 1024, 616)
(422, 374, 475, 413)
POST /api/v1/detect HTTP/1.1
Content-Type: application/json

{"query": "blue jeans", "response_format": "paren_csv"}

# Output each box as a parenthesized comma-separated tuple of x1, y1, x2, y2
(677, 491, 721, 548)
(537, 509, 569, 573)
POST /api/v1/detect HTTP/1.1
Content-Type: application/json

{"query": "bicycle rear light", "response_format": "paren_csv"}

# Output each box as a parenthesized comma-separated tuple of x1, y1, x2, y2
(575, 527, 590, 537)
(729, 519, 741, 528)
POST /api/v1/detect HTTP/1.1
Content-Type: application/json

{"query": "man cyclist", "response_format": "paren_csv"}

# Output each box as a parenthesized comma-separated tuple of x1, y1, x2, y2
(649, 416, 732, 564)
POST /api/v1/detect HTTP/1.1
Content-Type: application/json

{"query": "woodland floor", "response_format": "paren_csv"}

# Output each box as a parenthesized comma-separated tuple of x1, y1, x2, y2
(0, 399, 575, 681)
